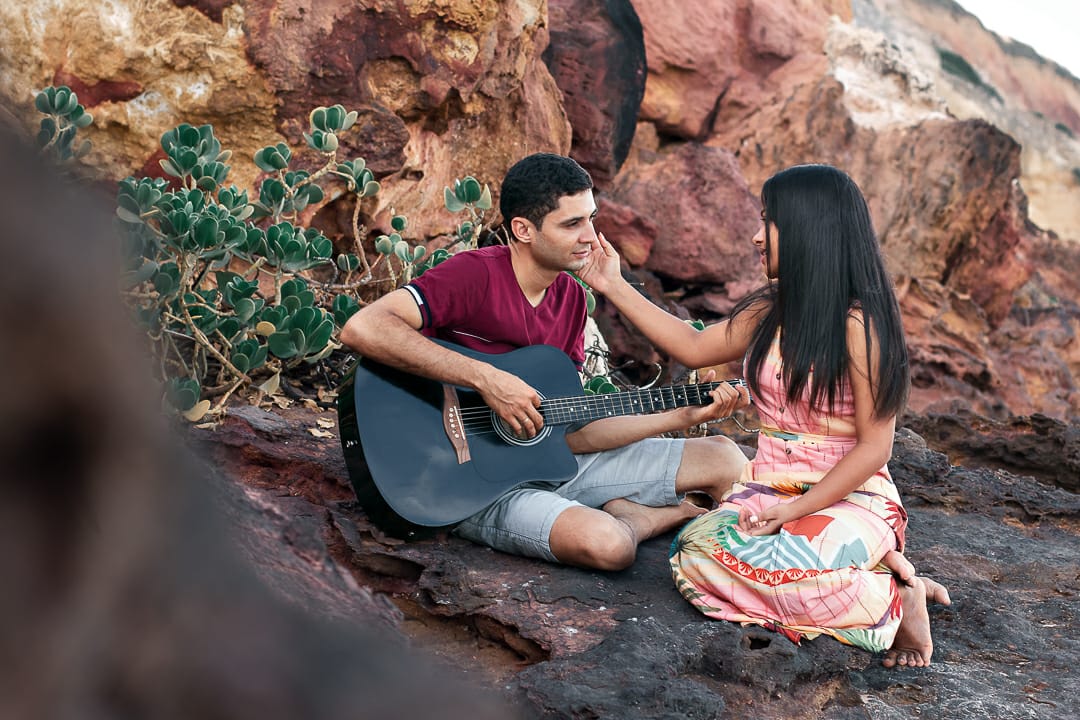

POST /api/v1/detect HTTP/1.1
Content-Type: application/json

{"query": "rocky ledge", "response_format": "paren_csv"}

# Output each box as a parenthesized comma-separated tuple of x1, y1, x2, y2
(189, 403, 1080, 719)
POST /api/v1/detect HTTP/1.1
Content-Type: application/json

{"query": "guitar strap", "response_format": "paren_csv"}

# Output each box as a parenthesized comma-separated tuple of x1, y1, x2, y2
(442, 384, 472, 464)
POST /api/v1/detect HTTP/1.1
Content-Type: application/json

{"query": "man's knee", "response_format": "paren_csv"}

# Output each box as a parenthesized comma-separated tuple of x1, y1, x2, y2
(550, 514, 636, 571)
(679, 434, 748, 496)
(700, 433, 744, 458)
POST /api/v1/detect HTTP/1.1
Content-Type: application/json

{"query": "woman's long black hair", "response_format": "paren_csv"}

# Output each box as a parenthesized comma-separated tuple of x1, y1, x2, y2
(729, 164, 909, 420)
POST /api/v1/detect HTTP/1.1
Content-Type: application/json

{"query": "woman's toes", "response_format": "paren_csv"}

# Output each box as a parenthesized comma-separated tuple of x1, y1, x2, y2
(921, 577, 952, 606)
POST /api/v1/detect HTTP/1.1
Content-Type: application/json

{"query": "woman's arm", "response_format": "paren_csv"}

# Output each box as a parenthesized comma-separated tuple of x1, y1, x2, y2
(578, 233, 759, 368)
(740, 312, 896, 535)
(565, 374, 749, 453)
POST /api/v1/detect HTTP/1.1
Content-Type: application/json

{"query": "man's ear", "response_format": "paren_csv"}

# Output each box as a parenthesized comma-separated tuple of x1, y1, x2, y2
(510, 217, 534, 244)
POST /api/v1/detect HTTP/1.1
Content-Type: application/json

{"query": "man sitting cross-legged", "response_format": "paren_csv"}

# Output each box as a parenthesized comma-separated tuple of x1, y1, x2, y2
(340, 153, 750, 570)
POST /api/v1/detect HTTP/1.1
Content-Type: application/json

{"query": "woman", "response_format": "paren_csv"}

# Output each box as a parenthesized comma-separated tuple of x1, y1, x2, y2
(579, 164, 950, 667)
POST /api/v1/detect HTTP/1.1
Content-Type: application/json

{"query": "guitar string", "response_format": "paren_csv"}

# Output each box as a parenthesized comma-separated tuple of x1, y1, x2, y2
(451, 379, 744, 422)
(451, 380, 742, 413)
(453, 380, 746, 435)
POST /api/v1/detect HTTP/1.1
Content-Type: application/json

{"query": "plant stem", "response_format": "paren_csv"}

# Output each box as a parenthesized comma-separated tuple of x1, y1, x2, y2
(352, 194, 373, 280)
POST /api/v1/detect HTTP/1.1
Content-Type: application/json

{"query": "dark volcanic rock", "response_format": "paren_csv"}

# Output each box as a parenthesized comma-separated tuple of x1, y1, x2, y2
(199, 403, 1080, 719)
(900, 410, 1080, 494)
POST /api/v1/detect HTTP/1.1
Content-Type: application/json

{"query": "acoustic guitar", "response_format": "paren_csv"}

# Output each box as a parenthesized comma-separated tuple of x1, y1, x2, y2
(337, 340, 746, 539)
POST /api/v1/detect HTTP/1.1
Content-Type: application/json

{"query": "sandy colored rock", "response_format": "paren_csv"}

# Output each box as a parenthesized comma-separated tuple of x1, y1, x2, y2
(854, 0, 1080, 241)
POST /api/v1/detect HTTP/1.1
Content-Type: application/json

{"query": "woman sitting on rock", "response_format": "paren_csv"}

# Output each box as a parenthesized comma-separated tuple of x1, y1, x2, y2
(579, 163, 950, 667)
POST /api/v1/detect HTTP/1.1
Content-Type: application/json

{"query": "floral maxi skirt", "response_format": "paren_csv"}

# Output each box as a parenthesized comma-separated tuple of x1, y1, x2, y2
(670, 468, 907, 652)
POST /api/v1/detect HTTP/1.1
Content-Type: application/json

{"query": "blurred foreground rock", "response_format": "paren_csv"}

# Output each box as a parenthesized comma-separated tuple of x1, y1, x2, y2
(0, 131, 511, 720)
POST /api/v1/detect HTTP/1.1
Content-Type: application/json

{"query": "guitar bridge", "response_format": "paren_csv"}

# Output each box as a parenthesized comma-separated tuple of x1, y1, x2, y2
(443, 385, 471, 464)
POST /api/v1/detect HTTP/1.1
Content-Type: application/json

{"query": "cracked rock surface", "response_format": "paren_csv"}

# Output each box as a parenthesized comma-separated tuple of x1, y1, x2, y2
(191, 404, 1080, 719)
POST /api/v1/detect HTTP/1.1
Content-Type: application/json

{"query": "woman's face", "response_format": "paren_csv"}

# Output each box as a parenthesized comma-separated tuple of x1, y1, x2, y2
(752, 211, 779, 279)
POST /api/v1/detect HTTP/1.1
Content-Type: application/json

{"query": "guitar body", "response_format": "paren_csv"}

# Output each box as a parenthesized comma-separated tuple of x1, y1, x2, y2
(337, 341, 586, 539)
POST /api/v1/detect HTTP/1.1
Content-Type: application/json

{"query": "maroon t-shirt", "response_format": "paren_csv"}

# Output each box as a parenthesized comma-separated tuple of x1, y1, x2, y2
(405, 245, 587, 367)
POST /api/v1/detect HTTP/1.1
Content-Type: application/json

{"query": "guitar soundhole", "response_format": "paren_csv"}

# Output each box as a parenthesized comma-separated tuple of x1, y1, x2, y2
(492, 411, 552, 447)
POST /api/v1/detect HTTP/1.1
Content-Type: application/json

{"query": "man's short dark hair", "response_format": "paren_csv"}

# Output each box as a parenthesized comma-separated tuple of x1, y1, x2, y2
(500, 153, 593, 236)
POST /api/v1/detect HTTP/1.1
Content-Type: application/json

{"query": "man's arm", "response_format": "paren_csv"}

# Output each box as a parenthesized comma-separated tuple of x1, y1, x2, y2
(564, 375, 749, 453)
(339, 289, 547, 438)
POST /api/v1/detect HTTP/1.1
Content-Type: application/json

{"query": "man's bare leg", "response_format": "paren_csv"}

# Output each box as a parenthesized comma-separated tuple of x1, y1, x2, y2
(603, 497, 706, 544)
(548, 500, 705, 571)
(674, 435, 749, 501)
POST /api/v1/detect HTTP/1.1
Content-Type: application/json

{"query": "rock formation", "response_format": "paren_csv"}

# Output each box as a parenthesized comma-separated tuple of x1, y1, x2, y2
(589, 0, 1079, 419)
(189, 401, 1080, 719)
(853, 0, 1080, 241)
(2, 0, 1076, 416)
(2, 0, 1079, 716)
(0, 130, 512, 720)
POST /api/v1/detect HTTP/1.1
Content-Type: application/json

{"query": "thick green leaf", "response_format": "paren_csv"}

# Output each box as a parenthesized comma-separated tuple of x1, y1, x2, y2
(153, 271, 176, 295)
(476, 184, 492, 210)
(193, 216, 221, 248)
(462, 176, 482, 203)
(234, 297, 256, 323)
(232, 353, 251, 374)
(34, 91, 51, 114)
(332, 294, 360, 326)
(267, 331, 299, 358)
(166, 377, 201, 412)
(116, 206, 143, 224)
(337, 253, 360, 272)
(310, 235, 332, 258)
(585, 376, 609, 392)
(443, 186, 465, 213)
(290, 327, 308, 354)
(306, 316, 335, 352)
(121, 259, 159, 288)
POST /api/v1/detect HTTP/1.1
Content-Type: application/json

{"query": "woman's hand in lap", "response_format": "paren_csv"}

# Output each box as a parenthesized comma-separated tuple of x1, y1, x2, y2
(738, 502, 797, 536)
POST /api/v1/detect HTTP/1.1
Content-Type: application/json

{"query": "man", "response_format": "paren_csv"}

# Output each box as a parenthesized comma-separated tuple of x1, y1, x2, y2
(340, 153, 749, 570)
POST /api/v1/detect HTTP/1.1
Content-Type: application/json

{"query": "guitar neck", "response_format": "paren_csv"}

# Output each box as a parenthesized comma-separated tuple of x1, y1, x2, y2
(540, 380, 745, 426)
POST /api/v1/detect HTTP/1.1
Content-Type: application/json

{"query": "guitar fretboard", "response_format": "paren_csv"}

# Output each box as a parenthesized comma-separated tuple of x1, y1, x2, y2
(539, 380, 744, 425)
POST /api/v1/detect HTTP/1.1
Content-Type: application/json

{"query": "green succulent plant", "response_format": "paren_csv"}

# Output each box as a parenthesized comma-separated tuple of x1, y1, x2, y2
(35, 85, 93, 162)
(443, 175, 493, 249)
(30, 86, 512, 419)
(267, 306, 336, 362)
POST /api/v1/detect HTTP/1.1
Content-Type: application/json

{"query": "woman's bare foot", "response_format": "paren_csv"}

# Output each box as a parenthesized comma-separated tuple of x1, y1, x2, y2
(882, 549, 915, 584)
(883, 577, 934, 668)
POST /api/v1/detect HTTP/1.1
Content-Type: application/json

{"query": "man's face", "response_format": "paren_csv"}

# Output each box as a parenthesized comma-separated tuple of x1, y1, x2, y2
(528, 190, 598, 273)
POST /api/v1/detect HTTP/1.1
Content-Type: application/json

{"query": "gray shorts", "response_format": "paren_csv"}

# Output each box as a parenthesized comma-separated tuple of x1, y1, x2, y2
(453, 437, 686, 562)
